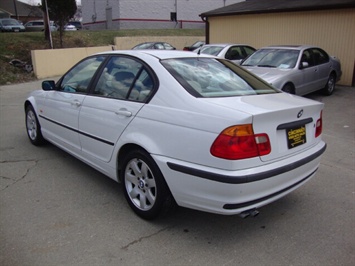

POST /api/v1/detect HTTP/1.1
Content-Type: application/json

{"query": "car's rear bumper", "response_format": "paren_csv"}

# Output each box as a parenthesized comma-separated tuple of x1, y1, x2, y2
(153, 141, 326, 215)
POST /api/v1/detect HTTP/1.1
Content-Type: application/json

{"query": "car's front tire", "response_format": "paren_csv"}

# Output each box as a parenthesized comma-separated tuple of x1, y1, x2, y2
(121, 149, 175, 220)
(25, 105, 45, 146)
(282, 83, 295, 94)
(322, 74, 336, 96)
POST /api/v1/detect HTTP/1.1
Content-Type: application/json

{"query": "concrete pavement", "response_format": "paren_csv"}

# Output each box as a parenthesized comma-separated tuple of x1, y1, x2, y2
(0, 80, 354, 266)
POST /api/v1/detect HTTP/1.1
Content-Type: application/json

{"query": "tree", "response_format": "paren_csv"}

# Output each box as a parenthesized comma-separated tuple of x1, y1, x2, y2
(46, 0, 77, 48)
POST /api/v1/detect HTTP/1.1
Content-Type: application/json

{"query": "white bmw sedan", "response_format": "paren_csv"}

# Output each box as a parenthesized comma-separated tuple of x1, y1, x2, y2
(25, 50, 326, 220)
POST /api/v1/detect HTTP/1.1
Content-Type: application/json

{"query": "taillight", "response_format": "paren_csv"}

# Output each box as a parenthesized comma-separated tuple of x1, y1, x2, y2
(210, 124, 271, 160)
(315, 111, 323, 137)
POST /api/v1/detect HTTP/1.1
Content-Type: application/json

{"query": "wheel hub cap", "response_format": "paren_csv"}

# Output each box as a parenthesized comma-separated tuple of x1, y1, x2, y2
(138, 179, 145, 189)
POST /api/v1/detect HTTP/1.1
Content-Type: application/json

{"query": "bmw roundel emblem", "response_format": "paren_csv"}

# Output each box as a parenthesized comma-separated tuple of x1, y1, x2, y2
(297, 109, 303, 118)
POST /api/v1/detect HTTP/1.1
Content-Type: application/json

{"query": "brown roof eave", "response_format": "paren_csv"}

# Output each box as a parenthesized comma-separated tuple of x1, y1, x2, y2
(200, 4, 355, 19)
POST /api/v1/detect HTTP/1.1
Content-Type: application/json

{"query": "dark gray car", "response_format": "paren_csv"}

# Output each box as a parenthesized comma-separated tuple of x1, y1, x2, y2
(0, 18, 25, 32)
(241, 45, 342, 96)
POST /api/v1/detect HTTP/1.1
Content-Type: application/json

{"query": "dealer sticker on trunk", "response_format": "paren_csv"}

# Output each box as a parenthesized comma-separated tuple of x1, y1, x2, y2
(287, 126, 306, 149)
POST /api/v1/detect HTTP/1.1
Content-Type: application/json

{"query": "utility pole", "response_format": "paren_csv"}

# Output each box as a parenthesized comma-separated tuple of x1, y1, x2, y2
(41, 0, 53, 49)
(13, 0, 19, 20)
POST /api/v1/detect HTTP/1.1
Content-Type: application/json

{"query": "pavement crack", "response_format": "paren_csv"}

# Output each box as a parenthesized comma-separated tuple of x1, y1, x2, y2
(121, 226, 172, 250)
(0, 159, 38, 192)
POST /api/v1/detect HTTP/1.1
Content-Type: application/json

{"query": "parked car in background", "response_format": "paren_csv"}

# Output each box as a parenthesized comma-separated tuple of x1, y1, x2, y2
(132, 42, 176, 50)
(64, 24, 77, 31)
(67, 21, 82, 30)
(25, 50, 326, 220)
(0, 18, 25, 32)
(194, 43, 256, 64)
(183, 40, 205, 51)
(24, 20, 57, 32)
(241, 45, 342, 96)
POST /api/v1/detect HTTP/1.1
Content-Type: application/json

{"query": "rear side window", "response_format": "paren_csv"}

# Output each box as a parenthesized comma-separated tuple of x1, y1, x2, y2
(312, 48, 329, 65)
(161, 58, 278, 97)
(93, 56, 155, 102)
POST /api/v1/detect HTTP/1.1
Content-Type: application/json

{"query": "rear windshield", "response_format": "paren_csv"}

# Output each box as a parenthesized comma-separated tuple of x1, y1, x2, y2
(161, 58, 278, 97)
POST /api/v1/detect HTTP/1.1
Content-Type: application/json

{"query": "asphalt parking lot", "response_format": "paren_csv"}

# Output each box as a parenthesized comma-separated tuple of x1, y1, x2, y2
(0, 80, 354, 266)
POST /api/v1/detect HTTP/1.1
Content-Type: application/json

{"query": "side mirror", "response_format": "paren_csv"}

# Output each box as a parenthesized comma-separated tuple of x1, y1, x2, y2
(300, 62, 309, 69)
(42, 80, 56, 91)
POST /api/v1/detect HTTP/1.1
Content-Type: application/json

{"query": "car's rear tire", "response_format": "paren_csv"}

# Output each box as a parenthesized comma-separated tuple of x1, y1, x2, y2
(282, 83, 295, 94)
(25, 105, 45, 146)
(322, 74, 336, 96)
(121, 149, 175, 220)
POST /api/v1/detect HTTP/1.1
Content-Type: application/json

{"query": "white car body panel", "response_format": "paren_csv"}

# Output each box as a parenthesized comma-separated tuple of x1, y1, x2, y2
(79, 96, 144, 162)
(152, 141, 324, 214)
(41, 91, 85, 150)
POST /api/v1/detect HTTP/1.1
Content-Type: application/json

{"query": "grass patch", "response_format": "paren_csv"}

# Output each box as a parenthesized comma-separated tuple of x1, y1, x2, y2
(0, 29, 204, 85)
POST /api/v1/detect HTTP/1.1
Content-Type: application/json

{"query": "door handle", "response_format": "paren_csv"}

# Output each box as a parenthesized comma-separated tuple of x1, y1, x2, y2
(115, 109, 132, 117)
(71, 100, 81, 107)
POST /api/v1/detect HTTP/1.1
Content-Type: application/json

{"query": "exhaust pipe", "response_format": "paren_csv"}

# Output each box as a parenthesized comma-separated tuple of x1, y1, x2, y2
(239, 209, 260, 218)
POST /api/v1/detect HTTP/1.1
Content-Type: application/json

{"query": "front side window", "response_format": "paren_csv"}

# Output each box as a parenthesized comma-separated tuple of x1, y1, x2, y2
(94, 56, 155, 102)
(301, 50, 314, 68)
(60, 56, 106, 93)
(161, 57, 278, 97)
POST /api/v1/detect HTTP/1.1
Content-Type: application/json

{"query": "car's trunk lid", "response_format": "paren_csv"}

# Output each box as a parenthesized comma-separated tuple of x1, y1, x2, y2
(204, 93, 324, 162)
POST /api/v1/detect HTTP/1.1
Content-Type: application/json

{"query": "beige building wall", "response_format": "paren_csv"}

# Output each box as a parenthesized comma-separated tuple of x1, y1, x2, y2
(208, 9, 355, 86)
(31, 46, 112, 79)
(32, 46, 114, 79)
(31, 37, 204, 79)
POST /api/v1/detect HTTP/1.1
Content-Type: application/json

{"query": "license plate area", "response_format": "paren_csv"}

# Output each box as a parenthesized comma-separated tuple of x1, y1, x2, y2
(287, 125, 306, 149)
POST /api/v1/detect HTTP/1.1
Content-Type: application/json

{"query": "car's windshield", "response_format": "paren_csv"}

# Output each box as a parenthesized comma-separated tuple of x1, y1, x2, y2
(198, 46, 224, 56)
(242, 49, 300, 69)
(192, 41, 205, 48)
(2, 19, 21, 26)
(161, 58, 278, 97)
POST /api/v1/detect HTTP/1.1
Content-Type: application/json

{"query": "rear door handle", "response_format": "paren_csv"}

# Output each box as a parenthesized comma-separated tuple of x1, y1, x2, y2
(115, 109, 132, 117)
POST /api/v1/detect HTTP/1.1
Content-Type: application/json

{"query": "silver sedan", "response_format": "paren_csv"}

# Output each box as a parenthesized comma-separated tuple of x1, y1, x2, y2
(241, 45, 342, 96)
(193, 43, 256, 64)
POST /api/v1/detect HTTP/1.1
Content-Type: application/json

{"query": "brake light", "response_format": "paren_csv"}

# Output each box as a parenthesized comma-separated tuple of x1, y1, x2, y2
(315, 111, 323, 137)
(210, 124, 271, 160)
